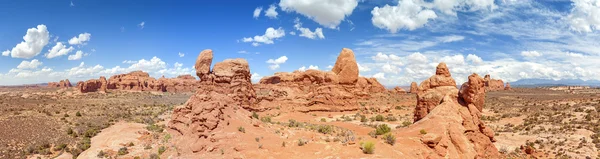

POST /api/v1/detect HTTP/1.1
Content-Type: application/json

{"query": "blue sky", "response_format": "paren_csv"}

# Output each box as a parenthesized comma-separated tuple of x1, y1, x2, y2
(1, 0, 599, 86)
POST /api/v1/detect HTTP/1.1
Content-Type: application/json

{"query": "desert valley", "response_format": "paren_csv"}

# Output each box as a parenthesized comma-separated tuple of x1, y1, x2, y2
(0, 48, 598, 159)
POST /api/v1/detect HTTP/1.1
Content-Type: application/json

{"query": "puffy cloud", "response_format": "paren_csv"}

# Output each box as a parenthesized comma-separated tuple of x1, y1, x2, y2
(372, 52, 401, 61)
(293, 18, 325, 39)
(17, 59, 43, 69)
(381, 63, 401, 74)
(440, 54, 465, 66)
(66, 62, 105, 78)
(438, 35, 465, 43)
(568, 0, 600, 32)
(242, 27, 286, 46)
(265, 5, 279, 19)
(289, 31, 297, 35)
(521, 51, 542, 57)
(139, 21, 145, 29)
(157, 62, 194, 77)
(279, 0, 358, 29)
(298, 65, 319, 71)
(253, 7, 263, 18)
(46, 42, 74, 58)
(406, 52, 427, 63)
(466, 54, 483, 64)
(327, 65, 333, 69)
(178, 52, 185, 57)
(266, 56, 288, 70)
(68, 50, 84, 60)
(371, 0, 437, 32)
(251, 73, 262, 83)
(68, 33, 91, 45)
(2, 50, 9, 56)
(7, 25, 50, 59)
(128, 56, 167, 72)
(372, 72, 386, 79)
(357, 63, 371, 72)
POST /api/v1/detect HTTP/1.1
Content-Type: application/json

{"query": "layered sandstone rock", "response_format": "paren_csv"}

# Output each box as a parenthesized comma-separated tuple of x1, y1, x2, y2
(410, 82, 418, 94)
(77, 79, 102, 93)
(256, 48, 386, 112)
(168, 50, 257, 154)
(331, 48, 359, 84)
(195, 49, 213, 82)
(414, 63, 457, 121)
(392, 86, 406, 94)
(400, 64, 499, 159)
(484, 74, 505, 91)
(99, 76, 107, 93)
(48, 79, 72, 88)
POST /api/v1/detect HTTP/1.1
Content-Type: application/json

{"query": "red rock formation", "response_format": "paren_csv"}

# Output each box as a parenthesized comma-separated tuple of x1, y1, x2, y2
(331, 48, 359, 84)
(401, 64, 499, 159)
(77, 79, 102, 93)
(484, 74, 505, 91)
(48, 79, 72, 88)
(99, 76, 107, 93)
(195, 49, 213, 82)
(505, 82, 511, 90)
(256, 48, 386, 112)
(392, 86, 406, 94)
(168, 50, 257, 154)
(414, 62, 457, 121)
(410, 82, 418, 94)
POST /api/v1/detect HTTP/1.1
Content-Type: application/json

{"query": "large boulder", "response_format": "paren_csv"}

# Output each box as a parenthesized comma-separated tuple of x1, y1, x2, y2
(331, 48, 359, 85)
(195, 49, 213, 81)
(99, 76, 107, 93)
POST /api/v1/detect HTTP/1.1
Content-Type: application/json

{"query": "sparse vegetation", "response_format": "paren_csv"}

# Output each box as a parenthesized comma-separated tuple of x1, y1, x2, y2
(252, 112, 259, 119)
(361, 141, 375, 154)
(375, 124, 391, 135)
(118, 147, 129, 155)
(382, 133, 396, 145)
(420, 129, 427, 135)
(238, 126, 246, 133)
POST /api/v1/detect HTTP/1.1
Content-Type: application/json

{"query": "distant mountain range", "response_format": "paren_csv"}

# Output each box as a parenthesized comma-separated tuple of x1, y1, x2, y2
(511, 78, 600, 87)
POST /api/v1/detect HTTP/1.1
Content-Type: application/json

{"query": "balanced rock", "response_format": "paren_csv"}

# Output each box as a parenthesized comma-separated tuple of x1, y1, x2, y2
(195, 49, 213, 81)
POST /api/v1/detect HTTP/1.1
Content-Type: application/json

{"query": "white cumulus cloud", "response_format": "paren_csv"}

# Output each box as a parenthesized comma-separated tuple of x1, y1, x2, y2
(266, 56, 288, 70)
(293, 18, 325, 39)
(568, 0, 600, 32)
(7, 25, 50, 59)
(2, 50, 9, 56)
(17, 59, 43, 69)
(68, 50, 84, 60)
(371, 0, 438, 33)
(242, 27, 286, 46)
(466, 54, 483, 64)
(253, 7, 263, 18)
(178, 52, 185, 57)
(46, 42, 74, 59)
(298, 65, 319, 71)
(279, 0, 359, 29)
(68, 33, 91, 45)
(265, 5, 279, 19)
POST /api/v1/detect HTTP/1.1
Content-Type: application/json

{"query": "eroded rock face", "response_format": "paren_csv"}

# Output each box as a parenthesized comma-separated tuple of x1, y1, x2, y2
(332, 48, 359, 85)
(256, 48, 386, 112)
(99, 76, 107, 93)
(505, 82, 511, 90)
(414, 62, 457, 121)
(48, 79, 72, 88)
(77, 79, 102, 93)
(392, 86, 406, 94)
(168, 50, 257, 154)
(410, 82, 418, 94)
(484, 74, 505, 92)
(403, 64, 499, 159)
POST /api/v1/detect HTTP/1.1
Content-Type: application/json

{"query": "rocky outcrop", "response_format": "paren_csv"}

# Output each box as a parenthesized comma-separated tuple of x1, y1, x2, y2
(256, 48, 386, 112)
(484, 74, 505, 92)
(99, 76, 107, 93)
(505, 82, 511, 90)
(414, 63, 457, 121)
(77, 79, 102, 93)
(399, 64, 499, 159)
(410, 82, 418, 94)
(48, 79, 72, 88)
(331, 48, 359, 85)
(168, 50, 257, 155)
(392, 86, 406, 94)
